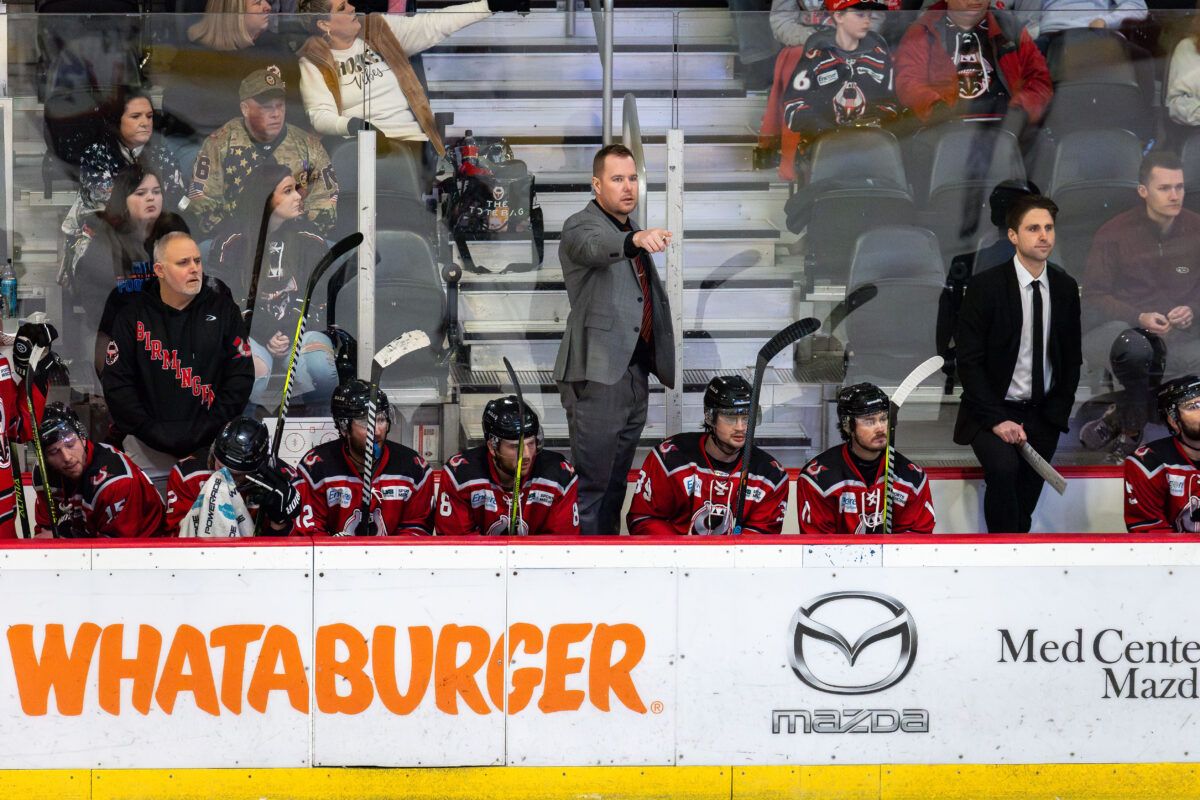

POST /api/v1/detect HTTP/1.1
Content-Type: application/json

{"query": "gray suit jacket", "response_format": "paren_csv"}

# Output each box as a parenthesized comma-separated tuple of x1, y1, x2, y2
(553, 201, 676, 388)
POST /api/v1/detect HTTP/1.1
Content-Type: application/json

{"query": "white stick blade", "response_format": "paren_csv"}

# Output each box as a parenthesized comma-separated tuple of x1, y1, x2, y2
(374, 330, 431, 369)
(893, 355, 945, 408)
(1019, 442, 1068, 495)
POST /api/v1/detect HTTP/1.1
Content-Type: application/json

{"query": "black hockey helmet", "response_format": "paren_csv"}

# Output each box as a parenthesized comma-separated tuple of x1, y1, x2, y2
(212, 416, 269, 473)
(1158, 375, 1200, 427)
(482, 395, 539, 443)
(703, 375, 756, 429)
(836, 382, 889, 441)
(39, 402, 87, 449)
(331, 378, 391, 435)
(990, 179, 1041, 229)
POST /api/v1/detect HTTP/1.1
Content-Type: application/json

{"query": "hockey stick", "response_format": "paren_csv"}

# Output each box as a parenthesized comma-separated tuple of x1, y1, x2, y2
(823, 283, 878, 335)
(502, 357, 526, 536)
(241, 197, 275, 334)
(270, 232, 364, 458)
(1018, 441, 1067, 496)
(882, 355, 944, 535)
(358, 330, 432, 536)
(10, 455, 28, 539)
(20, 323, 56, 529)
(732, 317, 822, 534)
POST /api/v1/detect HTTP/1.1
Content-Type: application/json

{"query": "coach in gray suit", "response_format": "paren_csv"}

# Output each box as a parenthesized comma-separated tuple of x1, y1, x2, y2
(554, 144, 677, 534)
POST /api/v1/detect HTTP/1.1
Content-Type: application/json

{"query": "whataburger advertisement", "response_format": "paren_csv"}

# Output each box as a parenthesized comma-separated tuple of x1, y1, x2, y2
(0, 548, 1198, 768)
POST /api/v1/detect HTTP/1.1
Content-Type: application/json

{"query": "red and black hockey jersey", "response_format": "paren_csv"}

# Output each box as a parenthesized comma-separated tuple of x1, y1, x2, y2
(34, 442, 164, 537)
(782, 30, 899, 144)
(796, 444, 934, 535)
(0, 359, 45, 538)
(164, 455, 304, 536)
(295, 439, 434, 536)
(1124, 436, 1200, 532)
(436, 445, 579, 536)
(627, 432, 788, 536)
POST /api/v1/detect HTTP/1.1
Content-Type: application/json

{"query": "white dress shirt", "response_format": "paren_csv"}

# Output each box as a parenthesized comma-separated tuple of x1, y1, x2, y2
(1005, 256, 1053, 402)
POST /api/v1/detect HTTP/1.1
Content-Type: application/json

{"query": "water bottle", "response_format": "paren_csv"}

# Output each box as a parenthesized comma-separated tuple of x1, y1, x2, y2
(0, 260, 17, 319)
(461, 130, 484, 177)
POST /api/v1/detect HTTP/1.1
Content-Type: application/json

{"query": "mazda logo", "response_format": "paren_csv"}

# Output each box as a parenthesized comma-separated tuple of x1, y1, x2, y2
(788, 591, 917, 695)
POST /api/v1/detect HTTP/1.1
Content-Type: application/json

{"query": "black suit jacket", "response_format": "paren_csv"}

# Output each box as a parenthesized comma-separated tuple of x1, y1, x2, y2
(953, 259, 1082, 444)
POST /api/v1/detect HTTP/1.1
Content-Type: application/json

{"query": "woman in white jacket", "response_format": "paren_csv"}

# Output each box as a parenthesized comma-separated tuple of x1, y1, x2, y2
(1168, 27, 1200, 127)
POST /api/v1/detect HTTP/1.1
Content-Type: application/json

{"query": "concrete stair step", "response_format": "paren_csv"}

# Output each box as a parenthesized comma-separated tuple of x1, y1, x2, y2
(432, 9, 735, 47)
(456, 237, 781, 274)
(423, 50, 735, 84)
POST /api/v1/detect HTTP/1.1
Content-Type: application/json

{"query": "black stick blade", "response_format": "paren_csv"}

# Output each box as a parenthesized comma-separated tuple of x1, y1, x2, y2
(304, 231, 365, 298)
(757, 317, 821, 365)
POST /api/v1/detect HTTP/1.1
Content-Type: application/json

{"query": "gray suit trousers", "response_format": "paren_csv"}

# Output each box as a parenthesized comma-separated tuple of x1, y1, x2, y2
(558, 362, 649, 535)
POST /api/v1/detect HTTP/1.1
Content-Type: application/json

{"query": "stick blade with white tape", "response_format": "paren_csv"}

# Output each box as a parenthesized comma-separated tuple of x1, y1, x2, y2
(892, 355, 945, 409)
(1019, 441, 1068, 495)
(373, 330, 432, 373)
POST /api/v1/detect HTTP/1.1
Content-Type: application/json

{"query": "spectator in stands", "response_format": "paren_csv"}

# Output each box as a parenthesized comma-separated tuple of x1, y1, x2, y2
(296, 0, 525, 176)
(295, 379, 435, 536)
(211, 163, 339, 413)
(730, 0, 780, 91)
(627, 376, 788, 536)
(1124, 375, 1200, 532)
(797, 383, 935, 534)
(894, 0, 1053, 135)
(770, 0, 827, 47)
(101, 232, 254, 461)
(1079, 151, 1200, 461)
(775, 0, 900, 177)
(1167, 18, 1200, 127)
(165, 416, 303, 537)
(953, 195, 1081, 533)
(555, 144, 676, 535)
(1011, 0, 1147, 43)
(187, 67, 338, 237)
(70, 166, 192, 376)
(436, 397, 579, 536)
(61, 88, 186, 244)
(33, 402, 164, 538)
(154, 0, 304, 152)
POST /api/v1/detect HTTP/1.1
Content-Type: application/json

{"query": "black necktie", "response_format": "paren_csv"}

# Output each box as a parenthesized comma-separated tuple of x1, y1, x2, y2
(1031, 279, 1045, 404)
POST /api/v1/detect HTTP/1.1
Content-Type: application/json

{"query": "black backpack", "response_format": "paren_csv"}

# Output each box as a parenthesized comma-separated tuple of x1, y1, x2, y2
(438, 135, 545, 274)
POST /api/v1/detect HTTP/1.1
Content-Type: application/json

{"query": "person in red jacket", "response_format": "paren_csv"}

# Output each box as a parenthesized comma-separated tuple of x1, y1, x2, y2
(1124, 375, 1200, 532)
(628, 376, 788, 536)
(34, 403, 164, 538)
(797, 383, 935, 534)
(295, 378, 435, 537)
(894, 0, 1052, 131)
(436, 396, 579, 536)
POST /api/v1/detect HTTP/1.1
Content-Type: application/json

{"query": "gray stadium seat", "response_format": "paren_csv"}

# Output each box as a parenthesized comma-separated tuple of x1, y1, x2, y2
(843, 226, 945, 387)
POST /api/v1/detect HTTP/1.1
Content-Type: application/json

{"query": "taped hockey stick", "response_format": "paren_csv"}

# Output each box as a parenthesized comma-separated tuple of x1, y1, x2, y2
(733, 317, 821, 534)
(241, 198, 275, 334)
(358, 330, 432, 536)
(502, 357, 527, 536)
(1018, 441, 1067, 496)
(823, 283, 878, 335)
(882, 355, 944, 535)
(270, 232, 364, 458)
(17, 312, 57, 530)
(10, 455, 28, 538)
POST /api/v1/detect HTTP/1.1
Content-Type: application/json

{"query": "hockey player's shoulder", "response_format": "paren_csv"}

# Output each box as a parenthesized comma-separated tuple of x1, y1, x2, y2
(530, 448, 576, 488)
(443, 446, 489, 483)
(1128, 436, 1184, 471)
(749, 447, 788, 485)
(171, 454, 212, 482)
(382, 440, 432, 480)
(891, 450, 929, 490)
(88, 443, 141, 487)
(299, 438, 343, 479)
(799, 445, 844, 488)
(654, 431, 703, 468)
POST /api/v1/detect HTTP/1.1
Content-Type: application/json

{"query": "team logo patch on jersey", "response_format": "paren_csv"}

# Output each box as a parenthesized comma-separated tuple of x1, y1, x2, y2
(448, 454, 467, 469)
(327, 487, 353, 508)
(0, 365, 9, 380)
(105, 340, 120, 366)
(840, 494, 858, 513)
(659, 442, 678, 454)
(683, 475, 701, 497)
(817, 70, 838, 86)
(1169, 474, 1186, 497)
(744, 486, 765, 503)
(381, 486, 412, 501)
(713, 481, 729, 497)
(806, 462, 827, 477)
(470, 489, 498, 511)
(527, 489, 555, 507)
(91, 467, 108, 486)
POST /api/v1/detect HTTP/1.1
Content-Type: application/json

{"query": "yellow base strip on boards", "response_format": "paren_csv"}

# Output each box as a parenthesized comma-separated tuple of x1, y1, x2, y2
(880, 763, 1200, 800)
(90, 766, 732, 800)
(734, 765, 881, 800)
(0, 770, 90, 800)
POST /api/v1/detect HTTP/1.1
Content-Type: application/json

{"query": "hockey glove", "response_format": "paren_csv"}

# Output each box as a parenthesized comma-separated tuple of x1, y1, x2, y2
(488, 0, 530, 11)
(13, 320, 58, 382)
(246, 458, 303, 526)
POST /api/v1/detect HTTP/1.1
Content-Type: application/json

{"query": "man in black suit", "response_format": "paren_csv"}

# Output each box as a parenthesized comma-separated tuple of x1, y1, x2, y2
(954, 195, 1082, 532)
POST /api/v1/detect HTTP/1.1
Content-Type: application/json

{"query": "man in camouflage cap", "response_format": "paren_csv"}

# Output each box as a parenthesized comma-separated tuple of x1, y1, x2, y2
(187, 66, 338, 237)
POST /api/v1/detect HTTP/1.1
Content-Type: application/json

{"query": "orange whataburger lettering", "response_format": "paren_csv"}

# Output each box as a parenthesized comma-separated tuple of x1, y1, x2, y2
(8, 621, 646, 717)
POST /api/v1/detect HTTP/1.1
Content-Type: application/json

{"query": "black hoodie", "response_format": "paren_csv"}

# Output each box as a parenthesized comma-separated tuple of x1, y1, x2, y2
(101, 277, 254, 458)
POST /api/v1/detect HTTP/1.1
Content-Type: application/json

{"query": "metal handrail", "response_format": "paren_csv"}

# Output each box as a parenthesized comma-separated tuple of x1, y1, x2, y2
(589, 0, 614, 144)
(565, 0, 576, 37)
(622, 92, 648, 231)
